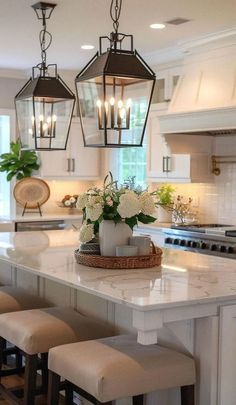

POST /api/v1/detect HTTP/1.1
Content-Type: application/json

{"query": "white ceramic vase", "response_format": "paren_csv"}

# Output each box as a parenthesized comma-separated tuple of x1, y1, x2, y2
(99, 220, 132, 256)
(156, 206, 172, 223)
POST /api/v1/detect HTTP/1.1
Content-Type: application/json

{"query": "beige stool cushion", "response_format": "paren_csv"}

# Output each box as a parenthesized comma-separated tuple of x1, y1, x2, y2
(49, 335, 196, 402)
(0, 307, 113, 355)
(0, 286, 48, 313)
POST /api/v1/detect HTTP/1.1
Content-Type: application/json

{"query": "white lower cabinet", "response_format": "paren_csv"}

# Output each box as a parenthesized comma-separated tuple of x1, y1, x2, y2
(147, 104, 213, 183)
(39, 118, 100, 180)
(218, 304, 236, 405)
(64, 218, 82, 230)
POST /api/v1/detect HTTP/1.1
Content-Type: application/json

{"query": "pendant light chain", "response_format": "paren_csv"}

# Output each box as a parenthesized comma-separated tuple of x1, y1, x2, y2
(38, 9, 52, 75)
(110, 0, 122, 34)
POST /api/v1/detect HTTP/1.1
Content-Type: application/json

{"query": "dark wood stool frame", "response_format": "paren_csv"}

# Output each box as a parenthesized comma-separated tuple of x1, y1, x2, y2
(0, 337, 48, 405)
(48, 370, 195, 405)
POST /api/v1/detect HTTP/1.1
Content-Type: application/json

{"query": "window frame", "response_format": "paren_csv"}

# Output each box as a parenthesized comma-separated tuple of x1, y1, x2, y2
(0, 109, 16, 218)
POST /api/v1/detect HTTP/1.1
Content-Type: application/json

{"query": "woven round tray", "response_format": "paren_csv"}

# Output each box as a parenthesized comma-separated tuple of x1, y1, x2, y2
(74, 243, 162, 269)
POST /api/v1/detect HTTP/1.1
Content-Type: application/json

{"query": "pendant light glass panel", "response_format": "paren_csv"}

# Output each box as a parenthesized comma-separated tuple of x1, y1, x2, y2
(16, 93, 74, 150)
(76, 72, 155, 148)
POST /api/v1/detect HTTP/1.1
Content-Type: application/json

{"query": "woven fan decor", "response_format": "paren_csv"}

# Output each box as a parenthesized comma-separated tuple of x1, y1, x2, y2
(75, 243, 162, 270)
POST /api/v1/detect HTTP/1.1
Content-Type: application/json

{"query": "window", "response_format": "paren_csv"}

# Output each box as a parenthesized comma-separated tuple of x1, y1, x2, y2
(110, 97, 148, 188)
(0, 111, 15, 217)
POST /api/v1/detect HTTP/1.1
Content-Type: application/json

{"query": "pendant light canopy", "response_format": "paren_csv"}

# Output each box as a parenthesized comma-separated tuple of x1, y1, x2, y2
(75, 0, 156, 148)
(15, 2, 75, 151)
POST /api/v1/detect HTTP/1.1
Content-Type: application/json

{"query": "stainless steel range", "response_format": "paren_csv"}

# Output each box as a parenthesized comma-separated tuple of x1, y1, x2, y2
(164, 224, 236, 259)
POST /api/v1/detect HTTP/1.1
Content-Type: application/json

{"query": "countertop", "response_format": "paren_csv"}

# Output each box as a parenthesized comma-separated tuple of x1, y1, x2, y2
(0, 230, 236, 311)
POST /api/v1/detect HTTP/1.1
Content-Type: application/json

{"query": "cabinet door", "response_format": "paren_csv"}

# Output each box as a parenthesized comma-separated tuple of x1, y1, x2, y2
(39, 149, 70, 178)
(68, 120, 100, 180)
(146, 108, 169, 179)
(167, 154, 191, 181)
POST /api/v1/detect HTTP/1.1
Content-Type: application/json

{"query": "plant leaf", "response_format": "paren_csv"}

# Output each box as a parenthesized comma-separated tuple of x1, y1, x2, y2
(125, 216, 138, 230)
(138, 213, 156, 224)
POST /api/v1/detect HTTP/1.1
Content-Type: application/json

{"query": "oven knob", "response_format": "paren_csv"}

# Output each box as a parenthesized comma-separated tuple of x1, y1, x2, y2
(165, 237, 173, 244)
(191, 241, 198, 248)
(220, 246, 226, 253)
(186, 240, 192, 247)
(180, 240, 186, 246)
(211, 244, 218, 251)
(200, 242, 207, 249)
(228, 247, 234, 254)
(174, 238, 179, 245)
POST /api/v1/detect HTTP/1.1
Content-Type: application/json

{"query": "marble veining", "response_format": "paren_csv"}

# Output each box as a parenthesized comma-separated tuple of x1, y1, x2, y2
(1, 230, 236, 310)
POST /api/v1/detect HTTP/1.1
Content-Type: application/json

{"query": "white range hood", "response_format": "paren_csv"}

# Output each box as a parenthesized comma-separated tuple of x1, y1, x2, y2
(159, 42, 236, 136)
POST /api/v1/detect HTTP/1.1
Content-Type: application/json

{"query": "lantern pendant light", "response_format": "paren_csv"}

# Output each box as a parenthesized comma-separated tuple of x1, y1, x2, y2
(75, 0, 156, 148)
(15, 2, 75, 151)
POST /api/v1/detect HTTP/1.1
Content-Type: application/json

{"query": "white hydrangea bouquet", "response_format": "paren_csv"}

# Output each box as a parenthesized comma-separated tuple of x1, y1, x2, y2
(77, 173, 157, 244)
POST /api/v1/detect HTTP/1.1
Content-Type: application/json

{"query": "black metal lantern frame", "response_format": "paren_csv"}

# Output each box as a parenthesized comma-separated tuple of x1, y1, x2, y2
(75, 0, 156, 148)
(15, 2, 75, 151)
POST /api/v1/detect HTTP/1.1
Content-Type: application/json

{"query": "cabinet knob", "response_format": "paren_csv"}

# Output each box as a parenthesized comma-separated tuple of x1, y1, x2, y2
(67, 158, 71, 172)
(71, 158, 75, 172)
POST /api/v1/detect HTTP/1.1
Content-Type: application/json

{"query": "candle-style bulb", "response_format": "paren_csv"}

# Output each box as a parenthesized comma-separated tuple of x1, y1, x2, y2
(109, 97, 115, 106)
(52, 114, 57, 122)
(126, 98, 132, 107)
(39, 115, 44, 121)
(120, 108, 126, 120)
(118, 100, 123, 109)
(96, 99, 102, 129)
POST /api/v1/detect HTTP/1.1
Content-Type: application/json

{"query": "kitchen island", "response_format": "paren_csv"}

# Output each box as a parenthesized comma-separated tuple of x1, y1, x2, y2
(0, 230, 235, 405)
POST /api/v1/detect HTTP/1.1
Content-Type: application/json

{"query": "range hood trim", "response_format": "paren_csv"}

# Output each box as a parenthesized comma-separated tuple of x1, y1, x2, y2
(159, 106, 236, 135)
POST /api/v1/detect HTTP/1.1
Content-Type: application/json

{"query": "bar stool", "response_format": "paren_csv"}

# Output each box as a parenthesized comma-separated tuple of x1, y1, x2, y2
(0, 286, 49, 372)
(48, 334, 196, 405)
(0, 286, 48, 313)
(0, 306, 113, 405)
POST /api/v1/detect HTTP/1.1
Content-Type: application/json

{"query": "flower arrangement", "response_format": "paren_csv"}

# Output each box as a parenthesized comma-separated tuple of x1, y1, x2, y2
(61, 194, 78, 208)
(172, 195, 197, 224)
(77, 173, 157, 243)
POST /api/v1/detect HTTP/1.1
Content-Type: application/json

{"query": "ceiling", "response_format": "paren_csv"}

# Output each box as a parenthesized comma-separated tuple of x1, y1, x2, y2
(0, 0, 236, 71)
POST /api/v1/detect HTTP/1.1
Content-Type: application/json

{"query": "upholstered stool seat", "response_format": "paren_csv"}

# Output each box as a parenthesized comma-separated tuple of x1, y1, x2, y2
(0, 306, 113, 355)
(0, 286, 48, 313)
(0, 306, 113, 405)
(48, 335, 196, 405)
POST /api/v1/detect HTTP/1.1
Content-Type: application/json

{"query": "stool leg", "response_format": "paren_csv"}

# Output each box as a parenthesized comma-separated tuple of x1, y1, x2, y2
(48, 370, 60, 405)
(181, 385, 195, 405)
(0, 337, 4, 381)
(24, 354, 38, 405)
(65, 382, 74, 405)
(15, 349, 23, 369)
(133, 395, 144, 405)
(41, 353, 48, 394)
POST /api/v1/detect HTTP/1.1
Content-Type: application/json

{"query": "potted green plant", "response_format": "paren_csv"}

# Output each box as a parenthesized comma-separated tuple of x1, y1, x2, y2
(0, 139, 40, 181)
(154, 184, 175, 223)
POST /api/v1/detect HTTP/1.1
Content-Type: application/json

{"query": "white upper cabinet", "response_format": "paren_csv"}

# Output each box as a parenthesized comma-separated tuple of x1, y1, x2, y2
(146, 104, 213, 183)
(151, 65, 182, 108)
(39, 118, 100, 180)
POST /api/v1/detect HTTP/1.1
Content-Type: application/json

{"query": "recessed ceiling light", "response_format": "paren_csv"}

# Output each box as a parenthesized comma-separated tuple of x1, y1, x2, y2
(150, 23, 166, 30)
(81, 45, 95, 50)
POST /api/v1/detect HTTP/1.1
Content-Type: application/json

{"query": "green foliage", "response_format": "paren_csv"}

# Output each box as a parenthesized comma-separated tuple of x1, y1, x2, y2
(155, 184, 175, 207)
(0, 139, 40, 181)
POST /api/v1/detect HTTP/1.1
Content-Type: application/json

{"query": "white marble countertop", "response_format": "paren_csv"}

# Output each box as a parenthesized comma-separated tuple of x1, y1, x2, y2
(1, 229, 235, 311)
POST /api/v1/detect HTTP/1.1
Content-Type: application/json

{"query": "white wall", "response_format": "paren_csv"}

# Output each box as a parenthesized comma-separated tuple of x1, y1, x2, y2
(0, 77, 26, 109)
